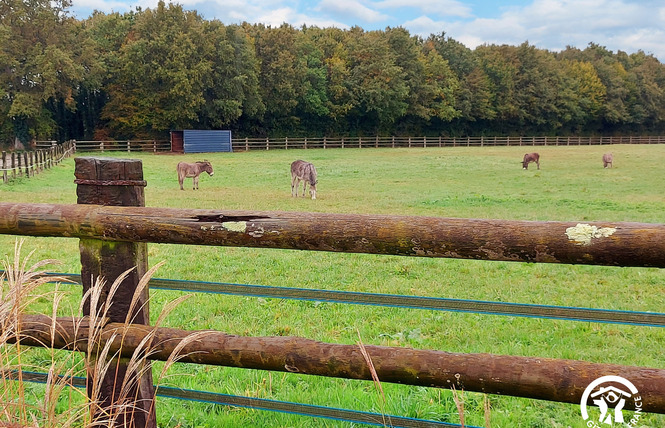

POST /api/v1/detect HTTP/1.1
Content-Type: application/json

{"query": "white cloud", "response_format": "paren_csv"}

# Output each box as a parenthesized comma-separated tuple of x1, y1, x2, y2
(69, 0, 665, 61)
(317, 0, 388, 23)
(257, 7, 347, 28)
(399, 0, 665, 61)
(71, 0, 131, 14)
(373, 0, 472, 18)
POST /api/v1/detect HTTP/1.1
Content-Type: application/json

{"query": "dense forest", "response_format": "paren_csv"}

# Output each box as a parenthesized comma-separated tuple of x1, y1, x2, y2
(2, 0, 665, 149)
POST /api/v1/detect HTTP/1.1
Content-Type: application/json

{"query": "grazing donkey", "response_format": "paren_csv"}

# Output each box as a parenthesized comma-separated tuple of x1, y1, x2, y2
(177, 161, 214, 190)
(522, 152, 540, 170)
(603, 153, 613, 168)
(291, 160, 318, 199)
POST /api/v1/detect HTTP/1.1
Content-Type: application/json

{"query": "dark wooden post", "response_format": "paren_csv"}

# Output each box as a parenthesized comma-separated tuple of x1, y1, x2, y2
(74, 157, 156, 428)
(24, 152, 29, 177)
(1, 151, 6, 183)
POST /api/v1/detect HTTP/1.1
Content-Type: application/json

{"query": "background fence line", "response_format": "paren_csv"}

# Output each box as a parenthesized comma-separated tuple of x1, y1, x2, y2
(233, 135, 665, 151)
(1, 141, 75, 184)
(30, 135, 665, 154)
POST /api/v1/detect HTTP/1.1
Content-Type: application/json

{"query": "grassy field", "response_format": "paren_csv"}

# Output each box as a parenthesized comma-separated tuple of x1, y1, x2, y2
(1, 144, 665, 427)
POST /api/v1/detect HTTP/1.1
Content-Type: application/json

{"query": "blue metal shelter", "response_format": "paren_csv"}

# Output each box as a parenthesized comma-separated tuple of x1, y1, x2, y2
(172, 130, 232, 153)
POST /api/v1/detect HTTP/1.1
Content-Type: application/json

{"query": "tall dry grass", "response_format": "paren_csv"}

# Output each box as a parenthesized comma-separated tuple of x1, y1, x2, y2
(0, 239, 201, 427)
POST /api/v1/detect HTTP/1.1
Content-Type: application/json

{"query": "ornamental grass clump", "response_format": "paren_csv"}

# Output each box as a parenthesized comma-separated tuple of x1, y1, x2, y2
(0, 239, 199, 427)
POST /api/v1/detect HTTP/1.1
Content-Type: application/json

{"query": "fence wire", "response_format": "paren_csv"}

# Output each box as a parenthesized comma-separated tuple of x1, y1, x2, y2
(34, 272, 665, 328)
(11, 370, 471, 428)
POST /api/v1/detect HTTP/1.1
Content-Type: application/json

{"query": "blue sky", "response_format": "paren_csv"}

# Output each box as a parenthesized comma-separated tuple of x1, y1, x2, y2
(69, 0, 665, 61)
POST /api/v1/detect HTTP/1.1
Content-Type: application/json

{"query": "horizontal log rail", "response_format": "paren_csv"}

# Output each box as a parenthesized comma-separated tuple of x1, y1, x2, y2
(7, 314, 665, 414)
(1, 202, 665, 267)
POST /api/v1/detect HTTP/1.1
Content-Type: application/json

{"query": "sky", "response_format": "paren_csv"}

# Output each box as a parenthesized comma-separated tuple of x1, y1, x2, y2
(69, 0, 665, 62)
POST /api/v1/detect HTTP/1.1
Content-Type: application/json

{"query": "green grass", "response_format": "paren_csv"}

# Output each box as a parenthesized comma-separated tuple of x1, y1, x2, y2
(2, 145, 665, 427)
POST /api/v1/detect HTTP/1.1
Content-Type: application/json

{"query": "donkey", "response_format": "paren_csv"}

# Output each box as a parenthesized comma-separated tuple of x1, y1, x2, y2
(522, 153, 540, 170)
(291, 160, 318, 199)
(177, 161, 214, 190)
(603, 153, 613, 168)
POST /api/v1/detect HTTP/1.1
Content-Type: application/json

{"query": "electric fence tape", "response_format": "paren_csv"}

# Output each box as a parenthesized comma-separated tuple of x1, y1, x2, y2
(10, 370, 472, 428)
(34, 272, 665, 327)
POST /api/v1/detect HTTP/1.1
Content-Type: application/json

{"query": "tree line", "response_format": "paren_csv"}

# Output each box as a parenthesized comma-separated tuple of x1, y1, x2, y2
(2, 0, 665, 149)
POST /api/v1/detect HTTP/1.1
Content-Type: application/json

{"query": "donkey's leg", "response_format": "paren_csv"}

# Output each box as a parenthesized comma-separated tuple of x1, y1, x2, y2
(291, 175, 297, 197)
(193, 176, 199, 190)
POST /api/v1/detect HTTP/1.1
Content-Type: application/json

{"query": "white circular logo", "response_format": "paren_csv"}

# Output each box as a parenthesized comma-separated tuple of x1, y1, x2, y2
(580, 375, 643, 427)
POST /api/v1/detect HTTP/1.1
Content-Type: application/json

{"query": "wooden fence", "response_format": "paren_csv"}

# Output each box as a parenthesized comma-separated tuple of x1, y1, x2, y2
(233, 135, 665, 151)
(38, 139, 172, 153)
(46, 135, 665, 154)
(1, 141, 75, 184)
(1, 157, 665, 427)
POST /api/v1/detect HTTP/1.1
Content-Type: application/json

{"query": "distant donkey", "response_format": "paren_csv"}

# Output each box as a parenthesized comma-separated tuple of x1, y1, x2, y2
(291, 160, 318, 199)
(603, 153, 613, 168)
(522, 152, 540, 170)
(177, 161, 214, 190)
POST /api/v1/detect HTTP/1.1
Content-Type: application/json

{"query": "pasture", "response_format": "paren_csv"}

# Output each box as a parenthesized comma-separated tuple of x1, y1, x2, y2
(1, 144, 665, 427)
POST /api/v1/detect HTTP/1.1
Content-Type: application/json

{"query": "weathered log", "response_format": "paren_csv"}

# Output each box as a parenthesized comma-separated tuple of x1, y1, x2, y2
(1, 202, 665, 267)
(8, 314, 665, 414)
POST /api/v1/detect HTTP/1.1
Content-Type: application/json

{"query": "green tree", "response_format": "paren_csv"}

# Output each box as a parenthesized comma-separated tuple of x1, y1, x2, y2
(198, 22, 264, 130)
(310, 27, 355, 134)
(624, 51, 665, 130)
(475, 44, 520, 132)
(251, 23, 307, 134)
(293, 27, 331, 134)
(0, 0, 83, 146)
(346, 28, 409, 133)
(558, 59, 606, 131)
(102, 2, 210, 138)
(427, 33, 492, 134)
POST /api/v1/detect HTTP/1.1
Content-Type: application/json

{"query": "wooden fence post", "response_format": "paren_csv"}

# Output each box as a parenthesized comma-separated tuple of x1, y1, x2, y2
(1, 152, 6, 183)
(74, 157, 156, 428)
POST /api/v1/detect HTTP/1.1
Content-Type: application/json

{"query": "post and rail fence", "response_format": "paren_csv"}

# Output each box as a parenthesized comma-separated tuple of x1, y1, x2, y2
(31, 135, 665, 155)
(1, 157, 665, 426)
(232, 135, 665, 151)
(1, 141, 75, 184)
